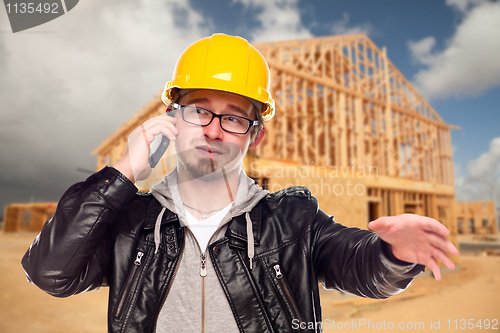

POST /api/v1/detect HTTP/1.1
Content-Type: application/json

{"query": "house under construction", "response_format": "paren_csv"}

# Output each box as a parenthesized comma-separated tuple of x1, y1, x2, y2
(456, 201, 498, 237)
(91, 34, 459, 245)
(5, 34, 468, 252)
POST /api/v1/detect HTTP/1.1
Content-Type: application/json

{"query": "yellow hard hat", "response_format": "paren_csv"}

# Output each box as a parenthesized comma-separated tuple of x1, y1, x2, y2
(162, 33, 275, 121)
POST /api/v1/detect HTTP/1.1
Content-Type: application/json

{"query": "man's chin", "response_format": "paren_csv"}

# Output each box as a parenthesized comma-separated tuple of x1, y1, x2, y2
(176, 146, 243, 181)
(183, 158, 230, 181)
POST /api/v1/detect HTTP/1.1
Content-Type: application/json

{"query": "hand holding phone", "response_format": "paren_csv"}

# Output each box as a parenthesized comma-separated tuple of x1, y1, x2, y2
(114, 108, 177, 183)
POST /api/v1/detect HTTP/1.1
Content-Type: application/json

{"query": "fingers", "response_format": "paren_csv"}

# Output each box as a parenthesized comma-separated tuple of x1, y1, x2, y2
(115, 114, 179, 183)
(422, 240, 457, 280)
(368, 217, 388, 231)
(141, 125, 149, 148)
(440, 238, 459, 257)
(420, 227, 459, 276)
(425, 257, 442, 281)
(426, 245, 460, 281)
(426, 231, 460, 257)
(417, 216, 450, 237)
(448, 242, 459, 256)
(431, 245, 456, 270)
(427, 233, 458, 268)
(160, 121, 179, 141)
(370, 214, 459, 282)
(141, 116, 178, 143)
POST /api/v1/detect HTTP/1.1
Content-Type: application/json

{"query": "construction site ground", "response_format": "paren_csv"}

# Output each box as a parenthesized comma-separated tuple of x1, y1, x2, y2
(1, 231, 499, 333)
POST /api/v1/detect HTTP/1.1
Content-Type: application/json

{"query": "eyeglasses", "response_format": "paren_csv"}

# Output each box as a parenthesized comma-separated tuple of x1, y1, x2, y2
(172, 103, 259, 135)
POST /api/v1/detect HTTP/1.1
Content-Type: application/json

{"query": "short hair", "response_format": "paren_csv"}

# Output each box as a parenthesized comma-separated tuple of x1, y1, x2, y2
(250, 105, 265, 145)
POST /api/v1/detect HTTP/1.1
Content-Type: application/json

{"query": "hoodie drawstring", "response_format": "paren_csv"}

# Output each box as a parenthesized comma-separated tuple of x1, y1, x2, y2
(154, 207, 255, 268)
(150, 169, 268, 263)
(154, 207, 166, 254)
(245, 212, 254, 269)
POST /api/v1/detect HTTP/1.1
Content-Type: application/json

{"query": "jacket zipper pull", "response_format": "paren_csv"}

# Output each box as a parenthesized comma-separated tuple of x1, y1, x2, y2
(114, 251, 144, 318)
(273, 264, 283, 279)
(134, 251, 144, 266)
(200, 253, 207, 277)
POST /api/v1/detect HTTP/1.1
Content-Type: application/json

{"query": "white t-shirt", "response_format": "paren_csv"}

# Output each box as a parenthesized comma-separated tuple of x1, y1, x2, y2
(184, 202, 233, 251)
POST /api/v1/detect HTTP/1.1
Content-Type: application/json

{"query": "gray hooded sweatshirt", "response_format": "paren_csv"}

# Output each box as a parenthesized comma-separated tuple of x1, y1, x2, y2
(150, 168, 269, 333)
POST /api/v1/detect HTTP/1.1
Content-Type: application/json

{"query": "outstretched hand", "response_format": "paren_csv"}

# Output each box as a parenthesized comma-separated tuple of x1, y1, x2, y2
(369, 214, 459, 280)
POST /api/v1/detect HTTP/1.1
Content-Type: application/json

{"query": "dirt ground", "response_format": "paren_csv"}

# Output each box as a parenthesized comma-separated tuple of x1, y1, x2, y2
(1, 231, 499, 333)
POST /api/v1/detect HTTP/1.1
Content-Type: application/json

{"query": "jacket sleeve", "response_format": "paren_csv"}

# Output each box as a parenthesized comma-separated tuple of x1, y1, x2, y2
(21, 166, 138, 297)
(312, 206, 425, 299)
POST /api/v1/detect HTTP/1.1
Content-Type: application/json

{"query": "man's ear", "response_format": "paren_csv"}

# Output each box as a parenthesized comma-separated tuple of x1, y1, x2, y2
(249, 127, 265, 149)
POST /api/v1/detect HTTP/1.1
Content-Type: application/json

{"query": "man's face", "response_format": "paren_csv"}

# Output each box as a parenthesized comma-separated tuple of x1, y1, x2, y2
(173, 89, 257, 181)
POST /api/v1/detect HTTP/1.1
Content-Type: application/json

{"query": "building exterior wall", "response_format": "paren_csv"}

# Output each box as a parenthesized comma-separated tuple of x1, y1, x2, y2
(243, 156, 457, 249)
(456, 201, 498, 236)
(3, 203, 57, 233)
(243, 157, 368, 227)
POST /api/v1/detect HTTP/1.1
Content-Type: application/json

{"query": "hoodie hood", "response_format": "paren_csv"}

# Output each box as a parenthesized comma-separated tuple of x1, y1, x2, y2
(150, 168, 269, 266)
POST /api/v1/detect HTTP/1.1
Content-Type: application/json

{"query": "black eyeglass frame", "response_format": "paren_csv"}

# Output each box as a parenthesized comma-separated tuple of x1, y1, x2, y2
(172, 103, 259, 135)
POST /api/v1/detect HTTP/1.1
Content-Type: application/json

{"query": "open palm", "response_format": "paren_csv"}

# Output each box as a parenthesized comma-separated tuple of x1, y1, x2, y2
(369, 214, 460, 280)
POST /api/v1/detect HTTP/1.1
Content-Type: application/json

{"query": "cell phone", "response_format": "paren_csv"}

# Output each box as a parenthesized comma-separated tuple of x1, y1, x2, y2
(148, 107, 174, 168)
(148, 134, 170, 168)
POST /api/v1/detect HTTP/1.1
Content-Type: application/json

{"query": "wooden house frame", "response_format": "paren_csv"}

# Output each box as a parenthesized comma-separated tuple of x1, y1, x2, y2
(89, 34, 459, 247)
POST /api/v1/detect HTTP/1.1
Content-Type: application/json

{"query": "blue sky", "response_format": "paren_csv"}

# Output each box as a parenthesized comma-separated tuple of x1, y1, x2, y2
(0, 0, 499, 213)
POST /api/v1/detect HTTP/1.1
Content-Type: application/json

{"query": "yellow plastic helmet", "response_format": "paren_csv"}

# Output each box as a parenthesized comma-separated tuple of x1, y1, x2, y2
(162, 33, 275, 121)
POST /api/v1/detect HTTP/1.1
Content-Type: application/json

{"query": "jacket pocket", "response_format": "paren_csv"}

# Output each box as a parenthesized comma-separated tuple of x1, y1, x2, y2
(270, 262, 304, 326)
(114, 250, 145, 319)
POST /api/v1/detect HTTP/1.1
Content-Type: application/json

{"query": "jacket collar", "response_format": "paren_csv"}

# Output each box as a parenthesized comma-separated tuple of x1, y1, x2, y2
(143, 192, 263, 247)
(144, 198, 178, 229)
(146, 167, 268, 250)
(225, 203, 262, 247)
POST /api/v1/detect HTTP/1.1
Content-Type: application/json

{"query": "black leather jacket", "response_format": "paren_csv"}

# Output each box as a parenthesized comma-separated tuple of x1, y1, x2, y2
(22, 167, 424, 333)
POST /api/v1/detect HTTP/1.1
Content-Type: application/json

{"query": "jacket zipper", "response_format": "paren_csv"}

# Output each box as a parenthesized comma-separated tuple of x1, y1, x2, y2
(192, 228, 218, 333)
(201, 252, 206, 333)
(198, 231, 209, 333)
(152, 225, 224, 333)
(195, 225, 219, 333)
(115, 251, 144, 318)
(273, 264, 304, 324)
(200, 252, 207, 277)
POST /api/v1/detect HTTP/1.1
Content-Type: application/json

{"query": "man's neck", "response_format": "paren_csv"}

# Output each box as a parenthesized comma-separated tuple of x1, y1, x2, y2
(176, 167, 240, 214)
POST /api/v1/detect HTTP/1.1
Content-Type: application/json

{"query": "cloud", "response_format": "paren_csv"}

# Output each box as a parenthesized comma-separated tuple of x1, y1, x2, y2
(408, 1, 500, 100)
(0, 0, 210, 210)
(446, 0, 489, 13)
(232, 0, 312, 42)
(455, 137, 500, 204)
(467, 137, 500, 180)
(408, 36, 436, 65)
(330, 13, 373, 36)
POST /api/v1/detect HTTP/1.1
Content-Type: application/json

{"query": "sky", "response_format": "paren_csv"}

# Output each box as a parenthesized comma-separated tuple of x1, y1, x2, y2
(0, 0, 499, 217)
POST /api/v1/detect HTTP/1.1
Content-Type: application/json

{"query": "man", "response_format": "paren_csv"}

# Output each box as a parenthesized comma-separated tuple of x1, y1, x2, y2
(22, 34, 458, 333)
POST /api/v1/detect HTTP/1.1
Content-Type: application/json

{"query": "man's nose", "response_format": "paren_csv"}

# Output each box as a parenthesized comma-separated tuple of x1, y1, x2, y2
(203, 116, 224, 141)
